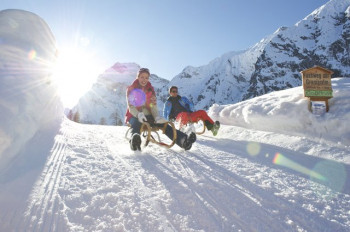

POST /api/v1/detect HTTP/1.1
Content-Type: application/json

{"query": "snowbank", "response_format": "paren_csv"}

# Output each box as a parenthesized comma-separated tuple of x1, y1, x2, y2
(209, 77, 350, 146)
(0, 9, 63, 170)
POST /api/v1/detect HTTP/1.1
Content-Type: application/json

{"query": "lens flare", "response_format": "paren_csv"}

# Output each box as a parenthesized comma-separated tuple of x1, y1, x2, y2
(311, 160, 346, 193)
(28, 49, 37, 60)
(128, 89, 146, 107)
(273, 153, 326, 181)
(246, 142, 261, 156)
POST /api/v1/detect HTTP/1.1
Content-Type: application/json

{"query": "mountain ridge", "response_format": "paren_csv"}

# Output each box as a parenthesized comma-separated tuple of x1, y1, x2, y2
(70, 0, 350, 125)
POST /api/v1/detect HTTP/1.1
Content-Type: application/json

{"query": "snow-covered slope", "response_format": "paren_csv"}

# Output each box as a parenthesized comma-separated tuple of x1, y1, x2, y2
(1, 7, 349, 232)
(1, 78, 349, 231)
(171, 0, 350, 110)
(0, 9, 63, 170)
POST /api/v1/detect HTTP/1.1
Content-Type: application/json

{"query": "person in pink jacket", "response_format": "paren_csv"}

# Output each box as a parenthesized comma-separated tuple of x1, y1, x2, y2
(125, 68, 196, 151)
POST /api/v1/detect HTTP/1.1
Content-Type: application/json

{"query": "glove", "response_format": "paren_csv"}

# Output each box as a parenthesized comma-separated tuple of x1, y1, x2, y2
(137, 112, 147, 123)
(155, 116, 167, 124)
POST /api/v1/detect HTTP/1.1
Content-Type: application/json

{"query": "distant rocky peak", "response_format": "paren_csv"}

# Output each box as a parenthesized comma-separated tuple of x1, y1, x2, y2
(105, 62, 140, 75)
(97, 62, 140, 87)
(169, 0, 350, 109)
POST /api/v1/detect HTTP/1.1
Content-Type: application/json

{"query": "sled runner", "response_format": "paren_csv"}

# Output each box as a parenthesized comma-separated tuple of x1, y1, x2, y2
(193, 119, 206, 135)
(177, 118, 206, 135)
(125, 121, 177, 149)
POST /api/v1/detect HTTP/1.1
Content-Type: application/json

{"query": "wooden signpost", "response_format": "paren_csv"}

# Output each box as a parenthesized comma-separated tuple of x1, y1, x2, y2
(300, 66, 333, 113)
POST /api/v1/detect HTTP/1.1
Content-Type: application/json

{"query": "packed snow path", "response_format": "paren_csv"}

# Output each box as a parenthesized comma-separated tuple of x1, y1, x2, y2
(8, 118, 350, 231)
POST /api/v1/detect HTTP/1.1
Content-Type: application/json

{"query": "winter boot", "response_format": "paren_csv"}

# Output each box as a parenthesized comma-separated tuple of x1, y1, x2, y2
(211, 121, 220, 136)
(188, 132, 196, 143)
(182, 138, 192, 150)
(182, 132, 196, 151)
(130, 133, 141, 151)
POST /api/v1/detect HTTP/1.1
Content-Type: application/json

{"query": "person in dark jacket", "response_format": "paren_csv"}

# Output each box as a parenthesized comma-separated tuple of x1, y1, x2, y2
(125, 69, 196, 151)
(163, 86, 220, 136)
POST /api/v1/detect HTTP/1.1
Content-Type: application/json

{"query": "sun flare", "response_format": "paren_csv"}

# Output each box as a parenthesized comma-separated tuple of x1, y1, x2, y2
(52, 47, 102, 107)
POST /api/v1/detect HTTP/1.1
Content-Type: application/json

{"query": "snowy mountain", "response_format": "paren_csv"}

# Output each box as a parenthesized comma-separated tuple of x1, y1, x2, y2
(170, 0, 350, 110)
(68, 62, 169, 125)
(71, 0, 350, 125)
(1, 8, 350, 231)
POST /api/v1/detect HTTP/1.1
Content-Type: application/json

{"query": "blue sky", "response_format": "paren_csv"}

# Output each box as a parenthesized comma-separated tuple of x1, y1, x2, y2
(2, 0, 330, 80)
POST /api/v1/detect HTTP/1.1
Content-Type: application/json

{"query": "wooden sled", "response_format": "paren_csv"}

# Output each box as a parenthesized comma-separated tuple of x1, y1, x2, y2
(125, 121, 177, 149)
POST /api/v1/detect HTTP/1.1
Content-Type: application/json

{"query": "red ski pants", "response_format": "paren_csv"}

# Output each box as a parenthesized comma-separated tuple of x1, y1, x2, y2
(175, 110, 214, 127)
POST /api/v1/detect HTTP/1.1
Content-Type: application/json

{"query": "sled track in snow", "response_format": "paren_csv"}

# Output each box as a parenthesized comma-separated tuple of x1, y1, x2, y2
(188, 138, 347, 231)
(18, 120, 350, 231)
(23, 130, 69, 231)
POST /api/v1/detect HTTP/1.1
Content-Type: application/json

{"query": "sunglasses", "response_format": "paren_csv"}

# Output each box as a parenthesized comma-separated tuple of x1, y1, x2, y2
(171, 90, 178, 93)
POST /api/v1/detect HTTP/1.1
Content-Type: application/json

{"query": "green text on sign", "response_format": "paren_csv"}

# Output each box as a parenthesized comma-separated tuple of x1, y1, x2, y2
(305, 90, 333, 97)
